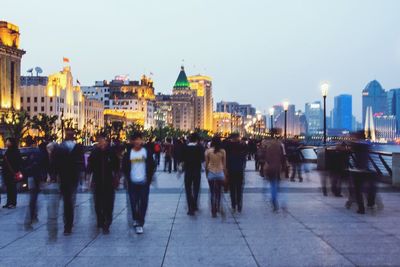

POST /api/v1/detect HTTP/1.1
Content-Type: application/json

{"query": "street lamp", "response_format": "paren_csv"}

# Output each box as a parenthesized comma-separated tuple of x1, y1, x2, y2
(269, 107, 274, 131)
(283, 100, 289, 139)
(321, 82, 329, 145)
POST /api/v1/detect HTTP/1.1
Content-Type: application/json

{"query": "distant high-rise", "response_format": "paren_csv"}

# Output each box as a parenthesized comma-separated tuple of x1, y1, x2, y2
(362, 80, 387, 128)
(333, 94, 352, 131)
(188, 75, 213, 131)
(387, 88, 400, 134)
(305, 101, 323, 135)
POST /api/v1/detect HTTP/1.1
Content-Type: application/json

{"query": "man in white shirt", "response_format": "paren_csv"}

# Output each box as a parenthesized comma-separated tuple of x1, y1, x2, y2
(122, 132, 156, 234)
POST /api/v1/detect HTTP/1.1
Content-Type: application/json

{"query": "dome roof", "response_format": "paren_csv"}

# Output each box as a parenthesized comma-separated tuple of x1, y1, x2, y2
(363, 80, 385, 95)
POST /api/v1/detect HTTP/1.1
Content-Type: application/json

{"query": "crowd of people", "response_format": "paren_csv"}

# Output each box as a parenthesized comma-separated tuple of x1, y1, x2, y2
(0, 128, 380, 236)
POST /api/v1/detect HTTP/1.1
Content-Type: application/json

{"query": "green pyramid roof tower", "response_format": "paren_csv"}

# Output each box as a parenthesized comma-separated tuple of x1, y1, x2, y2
(173, 66, 190, 89)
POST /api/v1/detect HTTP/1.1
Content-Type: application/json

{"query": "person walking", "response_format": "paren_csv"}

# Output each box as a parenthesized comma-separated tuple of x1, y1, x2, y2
(2, 138, 22, 209)
(24, 143, 48, 224)
(154, 139, 162, 166)
(53, 129, 85, 235)
(122, 132, 156, 234)
(163, 138, 173, 173)
(88, 134, 120, 234)
(262, 135, 284, 212)
(205, 136, 227, 218)
(226, 133, 247, 213)
(182, 133, 204, 215)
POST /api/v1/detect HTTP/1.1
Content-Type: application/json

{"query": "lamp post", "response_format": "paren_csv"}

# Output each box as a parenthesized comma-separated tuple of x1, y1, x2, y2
(61, 111, 65, 142)
(321, 82, 329, 145)
(269, 107, 274, 132)
(283, 100, 289, 139)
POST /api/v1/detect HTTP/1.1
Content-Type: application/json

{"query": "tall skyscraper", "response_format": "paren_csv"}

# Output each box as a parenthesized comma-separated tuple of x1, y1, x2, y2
(333, 94, 352, 131)
(188, 75, 213, 131)
(387, 88, 400, 134)
(362, 80, 387, 128)
(0, 21, 25, 111)
(305, 101, 323, 135)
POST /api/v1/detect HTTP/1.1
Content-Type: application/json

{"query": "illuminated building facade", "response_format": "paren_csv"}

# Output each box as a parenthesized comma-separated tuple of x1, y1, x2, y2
(84, 98, 104, 135)
(0, 21, 25, 110)
(333, 94, 352, 131)
(213, 112, 231, 135)
(154, 93, 173, 128)
(83, 75, 156, 128)
(171, 66, 196, 131)
(374, 115, 397, 141)
(21, 66, 84, 130)
(305, 101, 323, 135)
(188, 75, 213, 131)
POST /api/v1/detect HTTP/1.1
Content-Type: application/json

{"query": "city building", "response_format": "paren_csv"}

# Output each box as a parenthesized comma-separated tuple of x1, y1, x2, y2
(0, 21, 25, 111)
(21, 66, 84, 130)
(362, 80, 387, 128)
(305, 101, 323, 135)
(387, 88, 400, 134)
(188, 75, 213, 131)
(171, 66, 196, 131)
(332, 94, 352, 131)
(216, 101, 256, 117)
(83, 97, 104, 136)
(83, 75, 156, 128)
(213, 112, 231, 135)
(154, 93, 173, 128)
(374, 115, 397, 141)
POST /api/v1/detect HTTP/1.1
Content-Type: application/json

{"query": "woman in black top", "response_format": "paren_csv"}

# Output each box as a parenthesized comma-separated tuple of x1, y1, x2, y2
(2, 138, 22, 209)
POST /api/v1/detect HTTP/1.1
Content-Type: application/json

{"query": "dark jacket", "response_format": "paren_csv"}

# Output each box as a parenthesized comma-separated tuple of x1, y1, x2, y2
(182, 143, 205, 172)
(53, 141, 85, 190)
(122, 144, 156, 185)
(88, 146, 120, 190)
(226, 141, 247, 173)
(24, 148, 48, 179)
(2, 147, 22, 178)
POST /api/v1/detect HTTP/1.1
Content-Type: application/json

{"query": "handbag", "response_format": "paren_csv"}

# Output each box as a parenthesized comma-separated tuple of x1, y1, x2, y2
(4, 154, 24, 182)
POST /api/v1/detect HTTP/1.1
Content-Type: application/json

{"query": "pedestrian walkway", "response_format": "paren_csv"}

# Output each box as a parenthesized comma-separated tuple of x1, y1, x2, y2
(0, 163, 400, 266)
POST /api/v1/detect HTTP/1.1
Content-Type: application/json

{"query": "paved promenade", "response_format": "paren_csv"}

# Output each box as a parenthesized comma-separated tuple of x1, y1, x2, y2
(0, 163, 400, 267)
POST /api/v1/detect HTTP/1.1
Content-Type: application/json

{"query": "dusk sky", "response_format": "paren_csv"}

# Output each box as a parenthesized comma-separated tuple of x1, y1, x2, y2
(3, 0, 400, 120)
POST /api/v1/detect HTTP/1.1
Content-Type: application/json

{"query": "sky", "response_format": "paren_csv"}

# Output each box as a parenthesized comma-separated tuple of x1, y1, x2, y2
(3, 0, 400, 120)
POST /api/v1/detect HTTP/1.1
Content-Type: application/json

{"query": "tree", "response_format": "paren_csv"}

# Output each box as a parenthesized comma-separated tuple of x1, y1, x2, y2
(30, 113, 58, 143)
(0, 109, 31, 146)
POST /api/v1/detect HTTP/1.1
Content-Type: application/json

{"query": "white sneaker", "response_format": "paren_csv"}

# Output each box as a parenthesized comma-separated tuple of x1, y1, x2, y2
(135, 226, 144, 234)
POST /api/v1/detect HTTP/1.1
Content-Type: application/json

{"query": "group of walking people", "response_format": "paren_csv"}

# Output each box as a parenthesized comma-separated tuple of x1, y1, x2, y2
(0, 129, 380, 237)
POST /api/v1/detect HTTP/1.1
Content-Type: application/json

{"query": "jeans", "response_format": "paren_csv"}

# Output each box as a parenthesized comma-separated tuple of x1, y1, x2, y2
(184, 169, 201, 212)
(269, 177, 279, 210)
(164, 155, 172, 173)
(208, 175, 223, 215)
(128, 181, 150, 226)
(290, 162, 303, 180)
(28, 176, 40, 222)
(229, 172, 244, 210)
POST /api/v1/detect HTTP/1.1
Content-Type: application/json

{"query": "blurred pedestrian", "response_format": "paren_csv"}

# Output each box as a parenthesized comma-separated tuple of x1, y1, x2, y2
(53, 129, 85, 235)
(262, 133, 284, 212)
(182, 133, 204, 215)
(226, 133, 247, 213)
(24, 143, 48, 224)
(88, 134, 120, 234)
(163, 138, 173, 173)
(154, 138, 162, 166)
(205, 136, 227, 218)
(122, 132, 156, 234)
(2, 137, 22, 209)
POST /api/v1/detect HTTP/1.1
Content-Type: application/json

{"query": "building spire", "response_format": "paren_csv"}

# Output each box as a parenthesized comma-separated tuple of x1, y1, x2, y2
(174, 65, 190, 89)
